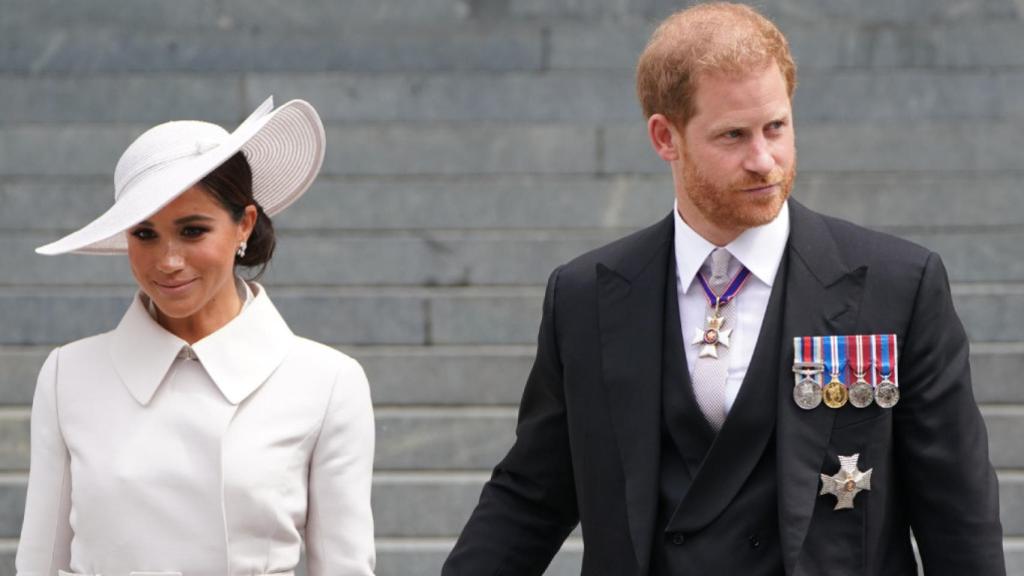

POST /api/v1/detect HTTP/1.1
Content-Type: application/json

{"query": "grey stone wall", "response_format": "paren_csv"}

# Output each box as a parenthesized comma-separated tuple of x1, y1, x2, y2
(0, 0, 1022, 574)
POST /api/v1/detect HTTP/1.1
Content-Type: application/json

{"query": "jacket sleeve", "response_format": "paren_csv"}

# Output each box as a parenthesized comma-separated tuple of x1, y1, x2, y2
(305, 357, 377, 576)
(16, 348, 73, 576)
(895, 252, 1006, 575)
(443, 266, 579, 576)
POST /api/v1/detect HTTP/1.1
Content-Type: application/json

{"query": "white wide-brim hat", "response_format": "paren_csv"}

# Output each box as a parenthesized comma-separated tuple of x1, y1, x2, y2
(36, 96, 325, 255)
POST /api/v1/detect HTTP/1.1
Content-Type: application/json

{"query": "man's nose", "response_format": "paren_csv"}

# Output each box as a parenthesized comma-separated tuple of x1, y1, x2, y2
(742, 137, 776, 176)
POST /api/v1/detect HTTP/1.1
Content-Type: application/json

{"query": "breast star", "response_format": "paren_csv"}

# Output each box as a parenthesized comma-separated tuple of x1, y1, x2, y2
(820, 453, 873, 510)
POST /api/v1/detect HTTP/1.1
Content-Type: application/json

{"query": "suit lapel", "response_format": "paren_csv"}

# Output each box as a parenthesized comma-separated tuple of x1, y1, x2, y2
(596, 214, 674, 574)
(776, 201, 867, 574)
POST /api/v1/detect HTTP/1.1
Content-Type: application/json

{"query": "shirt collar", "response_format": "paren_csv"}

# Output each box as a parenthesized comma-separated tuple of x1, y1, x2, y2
(673, 199, 790, 291)
(110, 282, 294, 406)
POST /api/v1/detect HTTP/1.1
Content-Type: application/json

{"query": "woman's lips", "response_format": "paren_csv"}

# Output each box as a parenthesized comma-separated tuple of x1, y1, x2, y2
(154, 278, 197, 296)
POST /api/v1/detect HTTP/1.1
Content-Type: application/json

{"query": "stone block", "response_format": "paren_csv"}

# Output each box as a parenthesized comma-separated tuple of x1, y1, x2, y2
(1001, 473, 1024, 537)
(375, 408, 517, 470)
(794, 173, 1023, 230)
(273, 175, 670, 231)
(264, 233, 615, 287)
(954, 287, 1024, 343)
(0, 292, 133, 346)
(900, 231, 1024, 283)
(761, 0, 1018, 23)
(267, 293, 427, 345)
(358, 347, 533, 406)
(984, 408, 1024, 468)
(792, 122, 1024, 172)
(549, 21, 653, 70)
(0, 0, 217, 30)
(0, 348, 48, 406)
(0, 414, 29, 472)
(0, 236, 132, 286)
(376, 539, 581, 576)
(606, 120, 1024, 173)
(0, 482, 25, 538)
(0, 291, 426, 346)
(0, 75, 244, 125)
(0, 126, 137, 177)
(1007, 540, 1024, 576)
(223, 0, 468, 26)
(795, 71, 1022, 122)
(0, 180, 111, 231)
(321, 124, 598, 176)
(373, 474, 484, 536)
(0, 27, 544, 74)
(971, 345, 1024, 405)
(246, 71, 638, 122)
(429, 291, 544, 345)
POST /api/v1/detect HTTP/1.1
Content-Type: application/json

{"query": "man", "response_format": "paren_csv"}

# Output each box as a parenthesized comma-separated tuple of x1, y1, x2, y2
(442, 3, 1005, 575)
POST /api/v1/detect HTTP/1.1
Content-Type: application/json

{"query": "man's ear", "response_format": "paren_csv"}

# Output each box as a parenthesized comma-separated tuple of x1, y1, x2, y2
(648, 114, 682, 162)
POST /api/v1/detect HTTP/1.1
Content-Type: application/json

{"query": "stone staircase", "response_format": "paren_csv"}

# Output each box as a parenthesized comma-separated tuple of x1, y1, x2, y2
(1, 0, 1022, 574)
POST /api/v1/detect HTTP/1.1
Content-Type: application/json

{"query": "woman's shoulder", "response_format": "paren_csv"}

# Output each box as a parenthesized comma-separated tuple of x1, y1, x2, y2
(48, 330, 116, 365)
(285, 337, 367, 382)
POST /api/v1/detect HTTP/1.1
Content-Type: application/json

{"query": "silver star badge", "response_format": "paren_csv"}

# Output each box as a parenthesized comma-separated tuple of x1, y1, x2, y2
(692, 313, 732, 358)
(820, 453, 872, 510)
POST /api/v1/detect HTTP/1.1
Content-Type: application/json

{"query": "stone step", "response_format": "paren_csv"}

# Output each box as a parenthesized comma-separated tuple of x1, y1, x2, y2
(604, 120, 1024, 173)
(6, 70, 1022, 125)
(550, 19, 1024, 70)
(0, 284, 1022, 346)
(2, 404, 1023, 473)
(0, 539, 1022, 576)
(0, 466, 1022, 538)
(3, 174, 1020, 232)
(1, 26, 545, 75)
(3, 228, 1024, 287)
(4, 343, 1023, 407)
(2, 0, 1018, 34)
(4, 121, 1024, 177)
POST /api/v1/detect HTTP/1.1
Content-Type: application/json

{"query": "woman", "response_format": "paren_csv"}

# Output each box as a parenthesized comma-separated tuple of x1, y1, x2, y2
(17, 98, 375, 576)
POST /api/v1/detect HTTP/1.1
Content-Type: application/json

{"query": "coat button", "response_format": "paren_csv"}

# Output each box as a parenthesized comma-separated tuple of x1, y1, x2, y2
(749, 535, 761, 549)
(670, 532, 685, 546)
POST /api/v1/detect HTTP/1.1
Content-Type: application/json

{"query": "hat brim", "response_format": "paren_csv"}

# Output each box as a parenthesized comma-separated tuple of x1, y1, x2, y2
(36, 98, 325, 256)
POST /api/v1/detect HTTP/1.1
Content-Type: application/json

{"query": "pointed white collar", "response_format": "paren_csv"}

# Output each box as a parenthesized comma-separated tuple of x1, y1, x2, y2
(673, 199, 790, 291)
(109, 282, 295, 406)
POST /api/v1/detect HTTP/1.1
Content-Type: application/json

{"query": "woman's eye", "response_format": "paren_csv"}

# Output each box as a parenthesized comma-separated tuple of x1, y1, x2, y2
(181, 226, 209, 238)
(130, 228, 156, 240)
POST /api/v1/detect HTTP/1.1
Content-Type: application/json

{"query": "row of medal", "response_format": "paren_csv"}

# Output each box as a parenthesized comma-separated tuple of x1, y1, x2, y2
(792, 334, 900, 410)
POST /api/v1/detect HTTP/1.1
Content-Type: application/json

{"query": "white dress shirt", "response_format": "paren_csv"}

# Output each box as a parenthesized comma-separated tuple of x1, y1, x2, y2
(17, 283, 376, 576)
(673, 201, 790, 415)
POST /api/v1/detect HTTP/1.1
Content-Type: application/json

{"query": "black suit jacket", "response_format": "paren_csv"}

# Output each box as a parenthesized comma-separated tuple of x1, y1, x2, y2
(443, 201, 1005, 575)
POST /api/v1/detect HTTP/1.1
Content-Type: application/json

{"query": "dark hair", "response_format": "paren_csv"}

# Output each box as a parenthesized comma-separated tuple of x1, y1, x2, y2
(199, 151, 276, 279)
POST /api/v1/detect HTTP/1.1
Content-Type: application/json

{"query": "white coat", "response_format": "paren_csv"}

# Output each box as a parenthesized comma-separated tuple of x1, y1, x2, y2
(16, 283, 376, 576)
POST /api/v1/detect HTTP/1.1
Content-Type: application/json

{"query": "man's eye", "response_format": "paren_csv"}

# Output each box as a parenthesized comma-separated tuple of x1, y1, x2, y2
(130, 228, 156, 240)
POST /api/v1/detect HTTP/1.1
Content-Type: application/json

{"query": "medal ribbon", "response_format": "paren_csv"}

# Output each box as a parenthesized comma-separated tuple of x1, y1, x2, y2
(878, 334, 894, 381)
(696, 266, 752, 309)
(846, 335, 869, 381)
(823, 335, 847, 384)
(870, 334, 878, 387)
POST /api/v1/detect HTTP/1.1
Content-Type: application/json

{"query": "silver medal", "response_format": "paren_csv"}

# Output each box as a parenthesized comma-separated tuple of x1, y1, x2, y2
(848, 379, 874, 408)
(793, 378, 822, 410)
(875, 379, 899, 408)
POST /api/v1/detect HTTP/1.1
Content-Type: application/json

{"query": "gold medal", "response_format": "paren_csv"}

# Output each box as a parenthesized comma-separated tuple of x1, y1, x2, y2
(822, 378, 848, 409)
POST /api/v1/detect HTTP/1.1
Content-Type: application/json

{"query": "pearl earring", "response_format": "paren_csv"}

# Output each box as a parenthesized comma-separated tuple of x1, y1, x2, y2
(236, 241, 247, 259)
